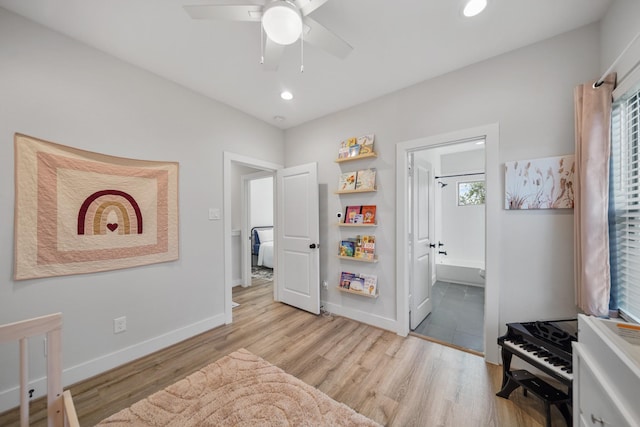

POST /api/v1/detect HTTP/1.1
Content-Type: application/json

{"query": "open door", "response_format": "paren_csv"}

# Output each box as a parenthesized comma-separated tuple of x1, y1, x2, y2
(410, 154, 434, 329)
(276, 163, 320, 314)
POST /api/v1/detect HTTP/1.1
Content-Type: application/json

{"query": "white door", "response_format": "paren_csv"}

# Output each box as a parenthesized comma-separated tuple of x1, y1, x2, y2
(276, 163, 320, 314)
(410, 154, 433, 329)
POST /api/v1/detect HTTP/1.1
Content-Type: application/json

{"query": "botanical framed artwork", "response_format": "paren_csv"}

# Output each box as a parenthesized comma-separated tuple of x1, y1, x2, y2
(504, 154, 575, 210)
(14, 133, 179, 280)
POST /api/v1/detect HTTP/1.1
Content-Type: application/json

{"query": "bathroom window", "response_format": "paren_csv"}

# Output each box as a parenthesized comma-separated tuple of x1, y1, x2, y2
(458, 181, 486, 206)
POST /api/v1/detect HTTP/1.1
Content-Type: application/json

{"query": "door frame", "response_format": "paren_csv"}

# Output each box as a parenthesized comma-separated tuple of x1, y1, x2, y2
(241, 171, 274, 289)
(395, 123, 501, 364)
(223, 152, 283, 324)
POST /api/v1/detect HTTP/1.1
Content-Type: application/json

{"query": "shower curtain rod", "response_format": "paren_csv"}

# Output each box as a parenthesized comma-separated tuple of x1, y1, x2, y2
(594, 31, 640, 88)
(435, 172, 485, 179)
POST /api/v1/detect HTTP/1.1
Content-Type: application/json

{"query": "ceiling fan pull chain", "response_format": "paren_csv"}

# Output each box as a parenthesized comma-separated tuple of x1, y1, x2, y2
(300, 30, 304, 73)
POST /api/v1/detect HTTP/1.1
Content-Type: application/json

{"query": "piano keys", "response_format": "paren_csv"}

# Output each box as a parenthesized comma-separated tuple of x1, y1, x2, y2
(497, 319, 577, 388)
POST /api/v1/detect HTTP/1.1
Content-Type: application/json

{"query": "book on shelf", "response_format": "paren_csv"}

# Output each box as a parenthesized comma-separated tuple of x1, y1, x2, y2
(357, 134, 375, 154)
(349, 275, 365, 291)
(361, 205, 377, 224)
(338, 140, 349, 159)
(362, 274, 377, 295)
(348, 144, 361, 158)
(337, 134, 375, 158)
(339, 240, 356, 257)
(338, 171, 357, 191)
(344, 205, 361, 223)
(353, 235, 375, 260)
(352, 213, 364, 224)
(339, 272, 377, 295)
(355, 169, 376, 191)
(340, 271, 355, 289)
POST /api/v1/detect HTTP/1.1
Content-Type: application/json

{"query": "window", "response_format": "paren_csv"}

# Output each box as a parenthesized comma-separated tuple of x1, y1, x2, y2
(609, 85, 640, 323)
(458, 180, 486, 206)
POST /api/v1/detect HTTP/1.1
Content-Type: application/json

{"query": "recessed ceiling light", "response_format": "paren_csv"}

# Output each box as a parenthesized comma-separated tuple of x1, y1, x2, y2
(463, 0, 487, 17)
(280, 91, 293, 100)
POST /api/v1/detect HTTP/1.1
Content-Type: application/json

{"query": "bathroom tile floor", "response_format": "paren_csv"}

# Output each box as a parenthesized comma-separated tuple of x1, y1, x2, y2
(413, 281, 485, 353)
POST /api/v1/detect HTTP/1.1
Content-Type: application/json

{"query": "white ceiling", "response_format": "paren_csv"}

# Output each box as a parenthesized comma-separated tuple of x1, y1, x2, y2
(0, 0, 612, 129)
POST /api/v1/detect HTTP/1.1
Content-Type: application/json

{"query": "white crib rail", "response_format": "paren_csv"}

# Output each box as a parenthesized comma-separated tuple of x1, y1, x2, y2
(0, 313, 78, 427)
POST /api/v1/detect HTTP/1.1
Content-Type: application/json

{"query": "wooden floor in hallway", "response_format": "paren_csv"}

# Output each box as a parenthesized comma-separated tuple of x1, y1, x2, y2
(0, 277, 565, 426)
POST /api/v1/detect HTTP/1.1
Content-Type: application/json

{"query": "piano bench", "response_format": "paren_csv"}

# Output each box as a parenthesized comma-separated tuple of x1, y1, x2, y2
(496, 370, 571, 427)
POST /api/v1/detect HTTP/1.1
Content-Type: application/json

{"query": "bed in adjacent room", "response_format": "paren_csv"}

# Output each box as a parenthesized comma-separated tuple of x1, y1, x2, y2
(252, 226, 274, 269)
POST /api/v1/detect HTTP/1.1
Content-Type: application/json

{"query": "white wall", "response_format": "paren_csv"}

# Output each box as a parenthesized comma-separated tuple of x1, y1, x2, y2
(437, 149, 485, 267)
(250, 177, 274, 228)
(284, 24, 601, 343)
(600, 0, 640, 81)
(0, 8, 283, 409)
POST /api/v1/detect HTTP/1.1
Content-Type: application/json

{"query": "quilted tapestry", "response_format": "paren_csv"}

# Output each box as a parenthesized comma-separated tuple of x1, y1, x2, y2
(14, 133, 179, 280)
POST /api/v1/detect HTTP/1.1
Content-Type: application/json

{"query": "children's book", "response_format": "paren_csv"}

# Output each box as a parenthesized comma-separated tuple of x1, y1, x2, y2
(361, 205, 377, 224)
(357, 134, 375, 154)
(349, 275, 365, 291)
(348, 144, 361, 158)
(355, 169, 376, 191)
(338, 171, 357, 191)
(337, 140, 349, 159)
(340, 271, 355, 289)
(352, 213, 364, 224)
(339, 240, 355, 257)
(362, 235, 375, 260)
(361, 274, 378, 295)
(344, 205, 361, 223)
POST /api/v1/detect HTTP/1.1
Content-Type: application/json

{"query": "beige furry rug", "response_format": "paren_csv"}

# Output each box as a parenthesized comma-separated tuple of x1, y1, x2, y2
(96, 348, 380, 426)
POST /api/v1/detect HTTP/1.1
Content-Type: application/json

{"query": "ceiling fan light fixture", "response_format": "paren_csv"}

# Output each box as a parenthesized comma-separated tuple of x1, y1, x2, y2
(463, 0, 487, 17)
(262, 1, 302, 46)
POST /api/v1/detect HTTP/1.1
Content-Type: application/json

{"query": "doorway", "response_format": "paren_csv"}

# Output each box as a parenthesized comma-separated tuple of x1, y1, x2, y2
(395, 124, 501, 364)
(409, 139, 486, 353)
(223, 152, 282, 325)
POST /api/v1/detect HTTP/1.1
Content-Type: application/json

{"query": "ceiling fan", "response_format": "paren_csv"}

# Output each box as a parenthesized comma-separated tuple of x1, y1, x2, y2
(184, 0, 353, 70)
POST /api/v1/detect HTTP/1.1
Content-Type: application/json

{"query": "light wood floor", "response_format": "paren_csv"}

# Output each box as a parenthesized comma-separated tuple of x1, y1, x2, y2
(0, 278, 566, 426)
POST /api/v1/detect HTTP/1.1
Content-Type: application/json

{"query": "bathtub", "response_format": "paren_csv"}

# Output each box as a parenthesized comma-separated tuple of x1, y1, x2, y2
(435, 258, 485, 287)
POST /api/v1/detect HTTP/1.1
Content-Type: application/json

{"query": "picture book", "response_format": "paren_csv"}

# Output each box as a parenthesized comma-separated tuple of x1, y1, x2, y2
(344, 205, 361, 223)
(348, 144, 361, 158)
(361, 274, 378, 296)
(338, 171, 357, 191)
(357, 134, 375, 154)
(361, 205, 377, 224)
(339, 240, 355, 257)
(355, 169, 376, 191)
(349, 275, 365, 292)
(352, 213, 364, 224)
(340, 271, 356, 289)
(362, 235, 375, 260)
(337, 140, 349, 159)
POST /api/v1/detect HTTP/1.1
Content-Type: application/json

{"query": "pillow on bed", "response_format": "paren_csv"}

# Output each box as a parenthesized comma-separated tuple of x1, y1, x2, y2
(257, 229, 274, 243)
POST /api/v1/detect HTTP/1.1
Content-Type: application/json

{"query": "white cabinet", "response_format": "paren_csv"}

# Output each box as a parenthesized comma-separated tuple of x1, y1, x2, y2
(573, 314, 640, 427)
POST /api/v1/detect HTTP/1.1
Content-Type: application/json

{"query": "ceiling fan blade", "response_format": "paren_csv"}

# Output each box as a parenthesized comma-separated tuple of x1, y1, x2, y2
(302, 17, 352, 59)
(294, 0, 330, 17)
(183, 4, 263, 22)
(262, 37, 285, 71)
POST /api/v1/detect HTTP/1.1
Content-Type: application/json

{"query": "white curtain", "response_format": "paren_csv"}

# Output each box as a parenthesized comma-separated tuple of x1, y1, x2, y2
(573, 73, 616, 316)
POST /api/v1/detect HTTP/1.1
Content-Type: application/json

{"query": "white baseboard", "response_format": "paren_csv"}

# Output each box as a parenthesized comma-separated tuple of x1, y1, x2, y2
(322, 300, 397, 333)
(0, 313, 226, 413)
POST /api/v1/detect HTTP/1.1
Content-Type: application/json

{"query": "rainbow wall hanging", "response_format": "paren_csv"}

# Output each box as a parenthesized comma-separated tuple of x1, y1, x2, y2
(13, 133, 179, 280)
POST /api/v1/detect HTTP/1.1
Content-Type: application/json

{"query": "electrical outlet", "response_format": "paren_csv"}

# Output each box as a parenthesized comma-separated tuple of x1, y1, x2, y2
(114, 316, 127, 334)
